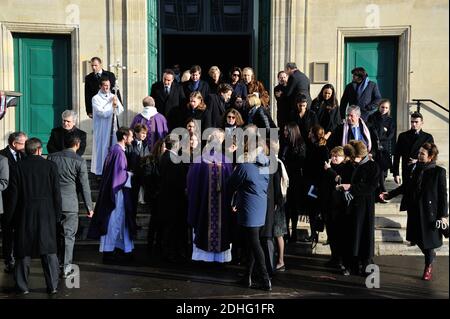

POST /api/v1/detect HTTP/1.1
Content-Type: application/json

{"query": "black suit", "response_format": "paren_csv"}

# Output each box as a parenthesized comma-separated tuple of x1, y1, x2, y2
(0, 146, 24, 267)
(392, 129, 434, 182)
(84, 70, 120, 115)
(47, 126, 87, 156)
(151, 81, 186, 130)
(286, 69, 311, 108)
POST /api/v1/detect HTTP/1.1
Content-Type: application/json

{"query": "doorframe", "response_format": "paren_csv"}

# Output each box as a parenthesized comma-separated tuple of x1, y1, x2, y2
(0, 22, 79, 140)
(337, 26, 411, 132)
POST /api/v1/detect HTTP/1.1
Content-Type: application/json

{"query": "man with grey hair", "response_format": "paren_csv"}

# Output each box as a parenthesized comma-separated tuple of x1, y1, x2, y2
(47, 109, 87, 156)
(284, 62, 311, 110)
(0, 131, 27, 273)
(328, 105, 377, 155)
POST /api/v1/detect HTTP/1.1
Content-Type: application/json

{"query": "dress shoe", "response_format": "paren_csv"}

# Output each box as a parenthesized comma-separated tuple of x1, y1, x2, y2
(251, 279, 272, 291)
(48, 288, 58, 295)
(422, 265, 432, 281)
(17, 290, 29, 295)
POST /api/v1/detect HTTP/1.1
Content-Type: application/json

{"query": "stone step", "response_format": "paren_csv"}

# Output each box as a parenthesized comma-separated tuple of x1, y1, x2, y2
(375, 214, 406, 229)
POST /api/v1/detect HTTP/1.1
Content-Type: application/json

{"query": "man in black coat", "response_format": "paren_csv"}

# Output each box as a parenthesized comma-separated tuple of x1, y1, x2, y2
(47, 110, 87, 156)
(0, 131, 27, 273)
(274, 70, 290, 131)
(150, 69, 186, 131)
(392, 112, 434, 185)
(4, 138, 62, 295)
(158, 134, 189, 262)
(284, 62, 312, 110)
(84, 56, 120, 118)
(183, 65, 210, 105)
(340, 67, 382, 122)
(208, 83, 233, 128)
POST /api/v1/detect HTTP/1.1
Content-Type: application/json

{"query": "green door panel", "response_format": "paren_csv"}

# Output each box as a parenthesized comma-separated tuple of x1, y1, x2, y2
(345, 38, 398, 120)
(14, 34, 71, 154)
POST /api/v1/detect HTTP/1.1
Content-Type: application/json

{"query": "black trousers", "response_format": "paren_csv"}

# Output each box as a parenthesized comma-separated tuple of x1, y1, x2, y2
(14, 254, 59, 292)
(419, 246, 436, 266)
(260, 237, 274, 277)
(242, 226, 269, 282)
(1, 215, 14, 265)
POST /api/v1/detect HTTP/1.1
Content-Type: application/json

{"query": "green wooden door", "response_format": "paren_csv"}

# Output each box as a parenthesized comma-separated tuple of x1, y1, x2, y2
(345, 37, 398, 120)
(13, 34, 71, 153)
(148, 0, 159, 92)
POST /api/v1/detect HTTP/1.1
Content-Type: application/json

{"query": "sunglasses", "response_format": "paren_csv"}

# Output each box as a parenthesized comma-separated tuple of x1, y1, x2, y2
(232, 74, 240, 77)
(227, 116, 236, 119)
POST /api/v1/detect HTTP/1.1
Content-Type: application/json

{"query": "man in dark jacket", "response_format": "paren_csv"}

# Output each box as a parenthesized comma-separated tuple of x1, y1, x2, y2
(47, 132, 93, 278)
(284, 62, 312, 109)
(392, 112, 434, 185)
(47, 110, 87, 156)
(151, 69, 186, 130)
(208, 83, 233, 128)
(4, 138, 62, 295)
(274, 70, 290, 131)
(84, 56, 120, 118)
(183, 65, 210, 105)
(340, 67, 382, 121)
(0, 131, 27, 273)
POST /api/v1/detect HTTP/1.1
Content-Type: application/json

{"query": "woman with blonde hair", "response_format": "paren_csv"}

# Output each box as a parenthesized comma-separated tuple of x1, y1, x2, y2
(246, 94, 274, 130)
(181, 91, 212, 132)
(207, 65, 224, 93)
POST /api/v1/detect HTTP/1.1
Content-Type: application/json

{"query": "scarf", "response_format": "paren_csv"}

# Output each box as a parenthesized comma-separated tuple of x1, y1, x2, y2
(342, 118, 372, 152)
(141, 106, 158, 120)
(414, 161, 437, 194)
(355, 76, 369, 100)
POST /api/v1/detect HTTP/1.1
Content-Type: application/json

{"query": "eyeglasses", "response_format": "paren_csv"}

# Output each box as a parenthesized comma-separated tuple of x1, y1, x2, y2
(232, 74, 240, 77)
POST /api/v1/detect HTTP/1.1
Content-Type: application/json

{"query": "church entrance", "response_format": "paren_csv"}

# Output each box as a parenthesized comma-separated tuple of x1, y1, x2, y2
(148, 0, 270, 88)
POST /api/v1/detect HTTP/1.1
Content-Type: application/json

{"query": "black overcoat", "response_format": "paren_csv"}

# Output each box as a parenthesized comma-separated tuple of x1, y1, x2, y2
(4, 156, 62, 257)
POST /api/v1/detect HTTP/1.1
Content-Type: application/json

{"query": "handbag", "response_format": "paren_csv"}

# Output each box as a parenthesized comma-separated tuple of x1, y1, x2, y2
(436, 220, 449, 238)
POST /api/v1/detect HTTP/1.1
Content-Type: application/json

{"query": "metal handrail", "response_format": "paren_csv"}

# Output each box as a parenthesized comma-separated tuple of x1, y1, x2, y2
(412, 99, 449, 113)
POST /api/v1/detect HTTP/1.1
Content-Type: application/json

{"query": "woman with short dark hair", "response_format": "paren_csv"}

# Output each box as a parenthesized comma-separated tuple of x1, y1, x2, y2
(381, 143, 448, 280)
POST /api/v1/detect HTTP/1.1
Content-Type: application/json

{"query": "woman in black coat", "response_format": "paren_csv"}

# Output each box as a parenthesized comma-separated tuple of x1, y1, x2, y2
(304, 125, 329, 243)
(381, 143, 448, 280)
(311, 84, 341, 140)
(279, 122, 306, 243)
(293, 94, 318, 142)
(338, 140, 379, 275)
(367, 99, 396, 193)
(180, 91, 212, 133)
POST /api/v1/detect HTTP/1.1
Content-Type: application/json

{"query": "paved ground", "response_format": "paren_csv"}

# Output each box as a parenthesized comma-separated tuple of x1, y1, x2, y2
(0, 244, 448, 300)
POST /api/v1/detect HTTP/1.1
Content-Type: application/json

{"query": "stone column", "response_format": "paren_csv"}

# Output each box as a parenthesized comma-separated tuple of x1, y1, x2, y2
(125, 0, 149, 123)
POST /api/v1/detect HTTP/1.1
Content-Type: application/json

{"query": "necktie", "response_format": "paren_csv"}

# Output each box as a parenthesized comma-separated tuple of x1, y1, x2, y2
(352, 126, 358, 140)
(165, 87, 170, 95)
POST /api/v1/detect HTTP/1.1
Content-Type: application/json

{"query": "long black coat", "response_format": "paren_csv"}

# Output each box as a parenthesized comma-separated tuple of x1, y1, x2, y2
(151, 81, 186, 130)
(208, 94, 227, 128)
(293, 110, 318, 142)
(367, 111, 396, 170)
(274, 84, 290, 130)
(349, 159, 380, 259)
(47, 126, 87, 156)
(4, 156, 62, 258)
(388, 164, 448, 249)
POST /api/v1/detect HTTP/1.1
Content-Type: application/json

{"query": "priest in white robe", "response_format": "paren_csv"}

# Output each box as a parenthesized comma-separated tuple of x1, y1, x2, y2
(91, 78, 124, 175)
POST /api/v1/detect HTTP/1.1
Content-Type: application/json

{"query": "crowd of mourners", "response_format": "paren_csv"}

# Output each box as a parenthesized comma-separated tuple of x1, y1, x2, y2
(0, 58, 447, 295)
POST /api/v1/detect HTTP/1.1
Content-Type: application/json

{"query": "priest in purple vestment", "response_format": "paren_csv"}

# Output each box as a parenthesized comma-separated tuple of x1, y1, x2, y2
(187, 129, 233, 262)
(88, 127, 137, 262)
(130, 96, 168, 152)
